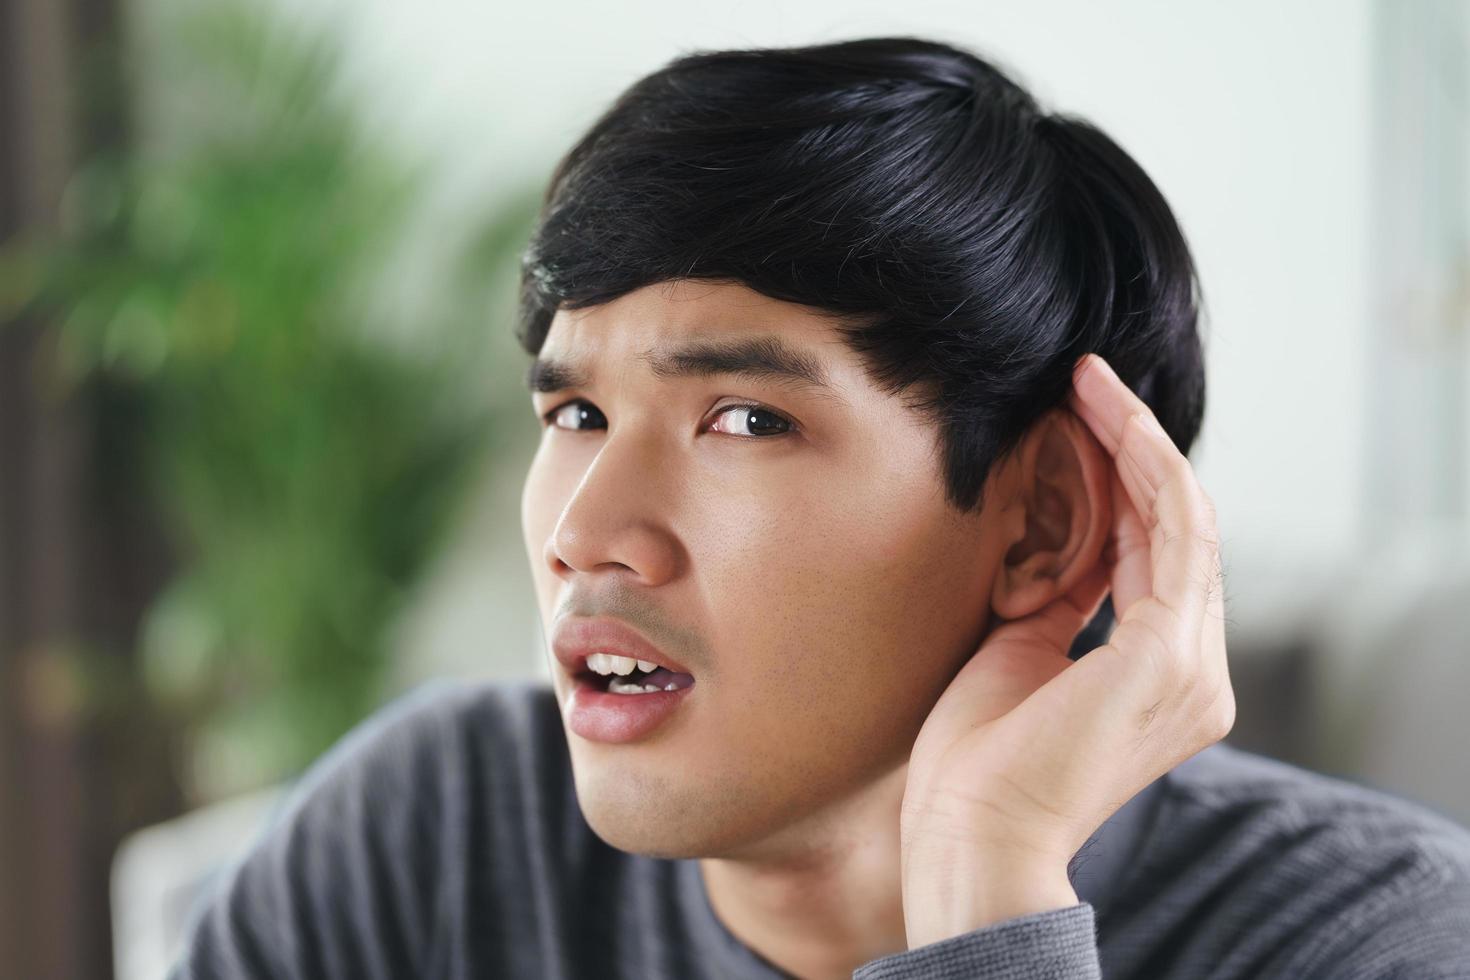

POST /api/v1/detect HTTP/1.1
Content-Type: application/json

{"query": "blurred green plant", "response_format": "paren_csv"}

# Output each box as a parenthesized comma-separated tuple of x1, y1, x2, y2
(0, 0, 540, 798)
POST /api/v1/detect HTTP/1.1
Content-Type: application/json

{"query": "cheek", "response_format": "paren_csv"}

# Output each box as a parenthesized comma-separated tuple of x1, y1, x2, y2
(692, 465, 986, 704)
(520, 447, 564, 598)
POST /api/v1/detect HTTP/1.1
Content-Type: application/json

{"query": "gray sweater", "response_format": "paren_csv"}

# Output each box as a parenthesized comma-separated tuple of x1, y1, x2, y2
(169, 678, 1470, 979)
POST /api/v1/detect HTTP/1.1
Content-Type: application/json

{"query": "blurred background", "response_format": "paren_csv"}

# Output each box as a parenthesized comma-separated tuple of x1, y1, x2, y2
(0, 0, 1466, 976)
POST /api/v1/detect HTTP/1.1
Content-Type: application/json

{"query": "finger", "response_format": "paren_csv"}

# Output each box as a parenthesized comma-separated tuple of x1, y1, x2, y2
(1115, 413, 1216, 648)
(1105, 415, 1215, 643)
(1069, 355, 1218, 653)
(1198, 516, 1231, 695)
(1068, 388, 1120, 456)
(1067, 354, 1161, 452)
(1106, 466, 1152, 613)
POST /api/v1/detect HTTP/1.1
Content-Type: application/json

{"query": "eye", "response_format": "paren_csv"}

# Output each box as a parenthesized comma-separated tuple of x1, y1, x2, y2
(538, 398, 797, 439)
(708, 403, 796, 438)
(542, 399, 606, 431)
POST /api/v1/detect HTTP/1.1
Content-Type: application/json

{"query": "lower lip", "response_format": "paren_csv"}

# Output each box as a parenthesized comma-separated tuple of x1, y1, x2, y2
(564, 675, 694, 743)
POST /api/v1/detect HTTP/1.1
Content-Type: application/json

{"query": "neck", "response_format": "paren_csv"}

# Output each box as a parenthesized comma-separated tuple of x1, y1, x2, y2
(697, 763, 911, 980)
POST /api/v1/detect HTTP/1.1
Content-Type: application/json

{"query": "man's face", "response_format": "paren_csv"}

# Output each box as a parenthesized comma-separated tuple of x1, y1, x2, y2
(521, 279, 1009, 860)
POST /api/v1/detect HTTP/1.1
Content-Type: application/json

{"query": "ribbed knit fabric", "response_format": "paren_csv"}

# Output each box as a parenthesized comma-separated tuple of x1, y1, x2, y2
(169, 678, 1470, 979)
(851, 904, 1101, 980)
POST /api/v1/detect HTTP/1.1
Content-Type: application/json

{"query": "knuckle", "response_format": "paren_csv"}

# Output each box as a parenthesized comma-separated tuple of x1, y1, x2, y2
(1138, 696, 1164, 733)
(1216, 706, 1237, 741)
(1157, 655, 1190, 699)
(1192, 672, 1221, 711)
(1177, 659, 1204, 698)
(1206, 691, 1237, 741)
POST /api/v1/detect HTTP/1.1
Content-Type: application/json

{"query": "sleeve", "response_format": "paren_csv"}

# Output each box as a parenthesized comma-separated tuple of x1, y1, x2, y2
(851, 903, 1101, 980)
(166, 681, 460, 980)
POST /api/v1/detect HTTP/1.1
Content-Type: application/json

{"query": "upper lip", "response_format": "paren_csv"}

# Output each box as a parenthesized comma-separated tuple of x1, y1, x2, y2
(550, 615, 693, 677)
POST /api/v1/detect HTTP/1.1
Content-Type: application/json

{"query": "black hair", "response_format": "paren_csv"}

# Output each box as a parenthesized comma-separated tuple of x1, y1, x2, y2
(516, 36, 1207, 654)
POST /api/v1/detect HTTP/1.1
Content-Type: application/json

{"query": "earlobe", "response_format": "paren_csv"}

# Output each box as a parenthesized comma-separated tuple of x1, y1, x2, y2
(989, 409, 1112, 622)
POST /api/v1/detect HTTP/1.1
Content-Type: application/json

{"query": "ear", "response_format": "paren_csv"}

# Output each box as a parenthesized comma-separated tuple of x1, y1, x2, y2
(989, 407, 1113, 622)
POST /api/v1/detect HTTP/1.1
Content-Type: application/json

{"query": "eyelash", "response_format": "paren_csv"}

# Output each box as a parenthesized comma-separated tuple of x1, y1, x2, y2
(539, 398, 798, 439)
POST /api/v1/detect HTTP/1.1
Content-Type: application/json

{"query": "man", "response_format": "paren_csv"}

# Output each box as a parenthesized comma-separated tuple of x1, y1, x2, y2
(172, 36, 1470, 979)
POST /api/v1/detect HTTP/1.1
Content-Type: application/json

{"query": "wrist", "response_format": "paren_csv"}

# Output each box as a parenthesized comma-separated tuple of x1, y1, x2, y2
(900, 840, 1078, 949)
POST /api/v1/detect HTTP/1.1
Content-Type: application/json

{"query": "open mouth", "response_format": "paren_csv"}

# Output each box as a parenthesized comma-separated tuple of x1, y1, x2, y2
(577, 664, 696, 695)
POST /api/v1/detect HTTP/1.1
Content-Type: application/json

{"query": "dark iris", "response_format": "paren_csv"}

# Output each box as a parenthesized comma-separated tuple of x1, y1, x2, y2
(564, 402, 605, 429)
(740, 407, 790, 436)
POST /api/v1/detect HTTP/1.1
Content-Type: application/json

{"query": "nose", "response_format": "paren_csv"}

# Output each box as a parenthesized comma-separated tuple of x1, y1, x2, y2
(542, 429, 681, 587)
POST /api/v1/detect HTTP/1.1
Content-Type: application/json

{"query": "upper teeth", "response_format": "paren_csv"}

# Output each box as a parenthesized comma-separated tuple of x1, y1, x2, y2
(586, 652, 660, 676)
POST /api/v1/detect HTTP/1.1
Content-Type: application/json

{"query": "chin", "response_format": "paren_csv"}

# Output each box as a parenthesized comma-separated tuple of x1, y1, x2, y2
(570, 765, 740, 860)
(578, 800, 707, 860)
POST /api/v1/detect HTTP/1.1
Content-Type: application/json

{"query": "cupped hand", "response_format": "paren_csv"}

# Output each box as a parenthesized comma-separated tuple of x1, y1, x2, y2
(899, 352, 1234, 942)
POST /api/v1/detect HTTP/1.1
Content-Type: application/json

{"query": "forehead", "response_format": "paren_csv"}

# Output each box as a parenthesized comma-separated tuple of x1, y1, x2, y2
(544, 280, 845, 360)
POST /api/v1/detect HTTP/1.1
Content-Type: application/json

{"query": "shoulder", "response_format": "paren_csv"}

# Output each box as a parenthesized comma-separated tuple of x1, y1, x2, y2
(1112, 742, 1470, 978)
(257, 677, 578, 865)
(315, 675, 558, 763)
(1161, 741, 1470, 876)
(170, 678, 570, 978)
(282, 677, 562, 804)
(244, 679, 544, 821)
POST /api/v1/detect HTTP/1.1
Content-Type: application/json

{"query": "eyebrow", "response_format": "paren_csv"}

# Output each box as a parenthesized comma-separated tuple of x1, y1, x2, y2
(523, 334, 841, 402)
